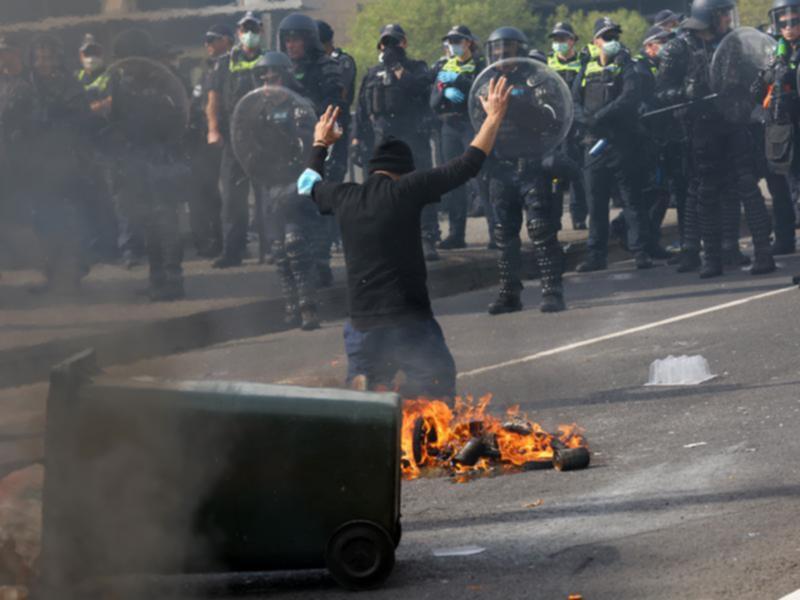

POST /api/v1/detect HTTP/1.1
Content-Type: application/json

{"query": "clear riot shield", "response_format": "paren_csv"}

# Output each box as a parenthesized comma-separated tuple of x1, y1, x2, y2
(231, 85, 317, 185)
(710, 26, 777, 122)
(106, 57, 190, 144)
(469, 57, 574, 160)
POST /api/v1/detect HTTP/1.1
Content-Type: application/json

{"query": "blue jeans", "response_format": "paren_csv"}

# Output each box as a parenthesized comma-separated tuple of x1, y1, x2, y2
(343, 318, 456, 398)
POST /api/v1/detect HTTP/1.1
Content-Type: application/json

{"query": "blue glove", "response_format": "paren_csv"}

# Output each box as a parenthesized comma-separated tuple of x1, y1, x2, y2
(444, 87, 466, 104)
(437, 70, 459, 84)
(297, 168, 322, 196)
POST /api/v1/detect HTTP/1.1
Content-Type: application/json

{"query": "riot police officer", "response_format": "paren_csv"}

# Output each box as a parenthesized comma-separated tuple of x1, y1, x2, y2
(353, 23, 441, 261)
(0, 36, 34, 263)
(575, 17, 654, 272)
(248, 52, 322, 330)
(106, 29, 188, 301)
(752, 0, 800, 255)
(317, 20, 356, 184)
(547, 21, 588, 230)
(657, 0, 776, 277)
(482, 27, 568, 314)
(186, 24, 232, 259)
(207, 11, 266, 269)
(25, 35, 94, 294)
(431, 25, 485, 249)
(277, 13, 345, 287)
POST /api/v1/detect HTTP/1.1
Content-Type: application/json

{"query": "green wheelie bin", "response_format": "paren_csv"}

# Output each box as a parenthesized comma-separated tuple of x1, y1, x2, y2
(39, 350, 402, 596)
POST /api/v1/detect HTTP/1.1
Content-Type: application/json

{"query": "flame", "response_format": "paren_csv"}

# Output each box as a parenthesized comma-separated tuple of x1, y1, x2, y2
(400, 394, 588, 481)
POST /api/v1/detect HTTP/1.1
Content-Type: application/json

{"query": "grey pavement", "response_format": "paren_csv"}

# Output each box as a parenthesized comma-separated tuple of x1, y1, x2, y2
(81, 251, 800, 599)
(0, 207, 645, 389)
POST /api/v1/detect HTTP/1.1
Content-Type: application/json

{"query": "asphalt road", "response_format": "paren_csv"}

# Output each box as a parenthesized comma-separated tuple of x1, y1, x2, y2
(105, 252, 800, 600)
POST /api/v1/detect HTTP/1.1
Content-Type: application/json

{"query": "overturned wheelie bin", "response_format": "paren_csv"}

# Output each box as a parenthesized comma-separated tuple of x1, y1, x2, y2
(39, 350, 402, 597)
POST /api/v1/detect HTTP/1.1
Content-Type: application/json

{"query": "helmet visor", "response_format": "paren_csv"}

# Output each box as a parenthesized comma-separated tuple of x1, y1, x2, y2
(487, 39, 522, 63)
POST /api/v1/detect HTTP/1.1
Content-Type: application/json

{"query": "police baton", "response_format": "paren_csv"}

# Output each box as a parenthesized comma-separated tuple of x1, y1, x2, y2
(640, 93, 719, 119)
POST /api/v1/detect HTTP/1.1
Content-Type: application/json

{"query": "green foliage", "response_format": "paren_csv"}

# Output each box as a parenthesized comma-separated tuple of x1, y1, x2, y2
(346, 0, 540, 82)
(545, 5, 649, 52)
(738, 0, 772, 29)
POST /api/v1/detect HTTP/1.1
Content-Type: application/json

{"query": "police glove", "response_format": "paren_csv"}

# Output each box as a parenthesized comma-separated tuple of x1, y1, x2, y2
(444, 87, 466, 104)
(437, 71, 459, 84)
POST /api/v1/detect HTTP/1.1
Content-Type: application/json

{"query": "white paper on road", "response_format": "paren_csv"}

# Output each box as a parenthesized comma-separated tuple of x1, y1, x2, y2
(646, 355, 717, 386)
(432, 546, 486, 557)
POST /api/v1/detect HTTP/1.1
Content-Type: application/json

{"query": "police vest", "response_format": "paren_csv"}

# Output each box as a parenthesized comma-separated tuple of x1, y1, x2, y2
(440, 55, 477, 76)
(634, 54, 658, 76)
(547, 53, 581, 87)
(224, 48, 262, 115)
(77, 69, 111, 100)
(581, 59, 623, 114)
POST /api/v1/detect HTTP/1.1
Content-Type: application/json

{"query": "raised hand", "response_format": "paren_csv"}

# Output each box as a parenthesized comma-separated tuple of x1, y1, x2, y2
(479, 76, 513, 122)
(313, 105, 343, 148)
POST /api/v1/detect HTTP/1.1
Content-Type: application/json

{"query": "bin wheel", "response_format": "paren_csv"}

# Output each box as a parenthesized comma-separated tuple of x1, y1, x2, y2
(325, 521, 395, 591)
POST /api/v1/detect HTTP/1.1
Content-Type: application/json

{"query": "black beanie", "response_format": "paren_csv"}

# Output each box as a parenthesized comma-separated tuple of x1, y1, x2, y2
(368, 137, 415, 175)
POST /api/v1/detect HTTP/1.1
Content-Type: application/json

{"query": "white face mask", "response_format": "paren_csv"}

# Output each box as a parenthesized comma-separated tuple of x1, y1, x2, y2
(378, 51, 385, 63)
(602, 40, 622, 57)
(82, 56, 103, 72)
(240, 31, 261, 50)
(447, 42, 466, 57)
(552, 42, 570, 55)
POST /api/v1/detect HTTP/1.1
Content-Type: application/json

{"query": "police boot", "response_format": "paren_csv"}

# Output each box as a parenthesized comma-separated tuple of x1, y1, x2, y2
(722, 246, 751, 267)
(488, 290, 523, 314)
(699, 254, 723, 279)
(423, 238, 440, 261)
(634, 252, 654, 270)
(300, 303, 320, 331)
(576, 254, 607, 273)
(675, 250, 701, 273)
(648, 245, 674, 260)
(750, 252, 776, 276)
(438, 235, 467, 250)
(540, 285, 566, 313)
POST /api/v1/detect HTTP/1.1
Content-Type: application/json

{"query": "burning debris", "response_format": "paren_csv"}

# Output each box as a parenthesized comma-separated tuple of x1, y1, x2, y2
(400, 395, 590, 481)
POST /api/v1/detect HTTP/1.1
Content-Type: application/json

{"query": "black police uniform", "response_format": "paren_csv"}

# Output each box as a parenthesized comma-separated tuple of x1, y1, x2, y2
(484, 61, 568, 314)
(575, 43, 653, 270)
(657, 23, 775, 276)
(355, 43, 440, 253)
(106, 62, 188, 300)
(753, 34, 800, 254)
(26, 52, 94, 292)
(186, 56, 223, 258)
(547, 50, 588, 228)
(431, 45, 485, 247)
(286, 45, 345, 288)
(209, 44, 265, 266)
(328, 47, 357, 183)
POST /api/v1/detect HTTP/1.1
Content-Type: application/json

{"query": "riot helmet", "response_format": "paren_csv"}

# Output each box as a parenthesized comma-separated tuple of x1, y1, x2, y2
(770, 0, 800, 40)
(253, 51, 293, 86)
(279, 13, 323, 61)
(683, 0, 739, 34)
(486, 27, 530, 63)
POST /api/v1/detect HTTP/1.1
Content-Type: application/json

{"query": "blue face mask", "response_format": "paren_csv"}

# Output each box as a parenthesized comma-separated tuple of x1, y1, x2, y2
(602, 40, 622, 57)
(297, 168, 322, 196)
(240, 31, 261, 50)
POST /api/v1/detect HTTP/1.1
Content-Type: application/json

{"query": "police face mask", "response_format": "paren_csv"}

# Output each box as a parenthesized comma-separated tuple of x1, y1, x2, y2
(552, 42, 570, 55)
(240, 31, 261, 51)
(447, 41, 466, 58)
(82, 56, 104, 72)
(602, 40, 622, 57)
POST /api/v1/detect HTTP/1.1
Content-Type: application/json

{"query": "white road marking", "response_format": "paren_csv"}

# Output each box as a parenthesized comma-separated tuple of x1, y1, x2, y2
(457, 286, 795, 379)
(778, 590, 800, 600)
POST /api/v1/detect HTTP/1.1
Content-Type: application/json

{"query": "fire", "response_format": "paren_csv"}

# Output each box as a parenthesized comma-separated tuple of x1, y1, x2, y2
(400, 395, 589, 481)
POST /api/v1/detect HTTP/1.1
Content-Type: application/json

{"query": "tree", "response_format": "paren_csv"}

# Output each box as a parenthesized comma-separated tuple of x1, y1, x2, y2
(545, 5, 649, 53)
(346, 0, 540, 85)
